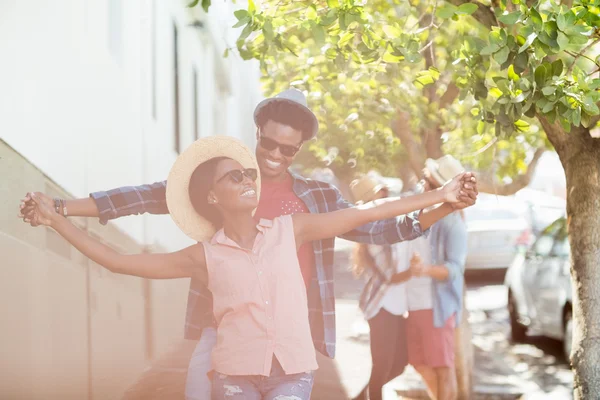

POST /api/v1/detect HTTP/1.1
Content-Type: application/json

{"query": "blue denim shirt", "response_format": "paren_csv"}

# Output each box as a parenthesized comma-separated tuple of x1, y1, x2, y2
(429, 212, 468, 327)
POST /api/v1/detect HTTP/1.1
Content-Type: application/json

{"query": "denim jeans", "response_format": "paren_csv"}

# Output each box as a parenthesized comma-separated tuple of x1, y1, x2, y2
(185, 327, 218, 400)
(211, 357, 314, 400)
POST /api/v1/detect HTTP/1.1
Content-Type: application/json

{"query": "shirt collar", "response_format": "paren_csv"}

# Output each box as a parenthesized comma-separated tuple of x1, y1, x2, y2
(210, 219, 274, 247)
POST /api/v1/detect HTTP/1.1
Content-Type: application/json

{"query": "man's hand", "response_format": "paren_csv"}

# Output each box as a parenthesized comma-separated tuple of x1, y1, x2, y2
(18, 192, 55, 226)
(452, 172, 478, 210)
(19, 193, 59, 227)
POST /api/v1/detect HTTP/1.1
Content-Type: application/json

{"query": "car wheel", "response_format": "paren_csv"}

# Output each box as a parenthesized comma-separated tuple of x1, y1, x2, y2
(508, 290, 527, 342)
(563, 307, 573, 362)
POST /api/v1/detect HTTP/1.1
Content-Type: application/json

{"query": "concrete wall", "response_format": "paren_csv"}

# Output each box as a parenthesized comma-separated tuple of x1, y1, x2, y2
(0, 0, 263, 399)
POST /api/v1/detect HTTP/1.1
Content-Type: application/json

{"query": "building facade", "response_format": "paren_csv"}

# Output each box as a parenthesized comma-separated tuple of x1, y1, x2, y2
(0, 1, 262, 399)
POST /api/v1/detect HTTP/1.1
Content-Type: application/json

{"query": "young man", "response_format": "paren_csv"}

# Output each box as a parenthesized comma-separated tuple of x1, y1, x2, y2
(20, 89, 478, 399)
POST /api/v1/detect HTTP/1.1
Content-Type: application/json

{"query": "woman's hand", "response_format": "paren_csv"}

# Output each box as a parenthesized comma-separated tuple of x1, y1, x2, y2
(409, 253, 425, 277)
(440, 174, 466, 203)
(19, 192, 55, 226)
(19, 193, 58, 227)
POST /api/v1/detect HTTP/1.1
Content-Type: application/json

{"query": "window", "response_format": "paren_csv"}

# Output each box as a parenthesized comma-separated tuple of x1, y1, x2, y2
(193, 67, 200, 140)
(108, 0, 123, 64)
(173, 22, 181, 153)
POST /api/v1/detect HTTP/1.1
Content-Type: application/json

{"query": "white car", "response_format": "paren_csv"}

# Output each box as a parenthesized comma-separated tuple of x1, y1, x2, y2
(463, 195, 532, 271)
(504, 217, 572, 359)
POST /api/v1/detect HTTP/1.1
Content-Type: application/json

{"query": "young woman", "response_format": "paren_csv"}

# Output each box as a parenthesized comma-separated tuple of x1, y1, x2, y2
(349, 175, 414, 400)
(21, 136, 473, 400)
(405, 155, 469, 400)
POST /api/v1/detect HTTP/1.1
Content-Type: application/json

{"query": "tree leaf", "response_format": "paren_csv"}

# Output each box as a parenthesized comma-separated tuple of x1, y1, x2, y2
(338, 32, 355, 47)
(187, 0, 200, 7)
(481, 44, 500, 55)
(248, 0, 256, 13)
(552, 59, 564, 76)
(477, 120, 485, 134)
(557, 13, 567, 31)
(529, 9, 543, 31)
(518, 32, 537, 53)
(436, 4, 458, 19)
(239, 22, 254, 41)
(383, 25, 402, 38)
(498, 11, 522, 25)
(456, 3, 478, 15)
(535, 64, 548, 86)
(542, 86, 556, 96)
(494, 46, 510, 64)
(327, 0, 340, 7)
(572, 106, 581, 127)
(508, 64, 520, 81)
(313, 23, 326, 45)
(201, 0, 211, 12)
(557, 32, 569, 50)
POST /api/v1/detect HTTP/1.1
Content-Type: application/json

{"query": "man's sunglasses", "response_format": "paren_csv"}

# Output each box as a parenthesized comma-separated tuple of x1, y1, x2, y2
(258, 135, 301, 157)
(216, 168, 258, 184)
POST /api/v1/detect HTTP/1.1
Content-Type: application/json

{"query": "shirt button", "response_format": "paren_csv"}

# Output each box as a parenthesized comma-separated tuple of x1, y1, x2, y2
(265, 301, 269, 305)
(258, 271, 263, 275)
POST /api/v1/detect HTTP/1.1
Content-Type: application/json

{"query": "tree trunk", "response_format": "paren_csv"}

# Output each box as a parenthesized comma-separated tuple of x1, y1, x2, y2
(455, 283, 474, 400)
(538, 115, 600, 399)
(561, 136, 600, 399)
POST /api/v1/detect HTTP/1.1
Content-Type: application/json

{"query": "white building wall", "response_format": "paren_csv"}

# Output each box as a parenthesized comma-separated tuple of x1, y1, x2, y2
(0, 0, 262, 250)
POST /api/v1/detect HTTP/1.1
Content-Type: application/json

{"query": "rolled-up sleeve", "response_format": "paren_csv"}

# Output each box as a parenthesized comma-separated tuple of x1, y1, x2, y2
(442, 219, 468, 282)
(90, 181, 169, 225)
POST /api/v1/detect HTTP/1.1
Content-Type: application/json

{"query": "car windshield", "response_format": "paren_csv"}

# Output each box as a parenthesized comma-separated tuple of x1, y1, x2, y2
(534, 217, 569, 257)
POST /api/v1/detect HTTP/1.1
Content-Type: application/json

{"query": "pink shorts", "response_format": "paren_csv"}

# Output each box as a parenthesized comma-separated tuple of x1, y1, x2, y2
(406, 309, 455, 368)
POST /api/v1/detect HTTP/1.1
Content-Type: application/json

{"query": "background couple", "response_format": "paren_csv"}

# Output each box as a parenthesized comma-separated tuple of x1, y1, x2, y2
(19, 89, 478, 400)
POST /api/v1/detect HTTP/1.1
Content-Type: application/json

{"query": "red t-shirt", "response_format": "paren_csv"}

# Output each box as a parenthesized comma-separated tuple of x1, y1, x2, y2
(254, 174, 315, 287)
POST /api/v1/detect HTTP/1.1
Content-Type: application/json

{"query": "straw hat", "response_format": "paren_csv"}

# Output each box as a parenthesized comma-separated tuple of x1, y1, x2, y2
(425, 155, 465, 187)
(166, 136, 261, 242)
(254, 88, 319, 140)
(350, 175, 387, 204)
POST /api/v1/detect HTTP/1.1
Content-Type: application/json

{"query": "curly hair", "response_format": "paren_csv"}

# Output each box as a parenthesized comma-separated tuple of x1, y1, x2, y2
(255, 100, 315, 141)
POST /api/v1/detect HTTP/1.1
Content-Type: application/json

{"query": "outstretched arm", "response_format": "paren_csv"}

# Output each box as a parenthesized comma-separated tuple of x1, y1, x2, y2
(294, 174, 465, 246)
(23, 193, 206, 283)
(19, 181, 168, 226)
(336, 172, 477, 245)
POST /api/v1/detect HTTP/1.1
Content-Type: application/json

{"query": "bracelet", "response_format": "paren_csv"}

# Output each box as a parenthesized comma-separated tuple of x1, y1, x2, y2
(54, 198, 61, 214)
(62, 200, 68, 217)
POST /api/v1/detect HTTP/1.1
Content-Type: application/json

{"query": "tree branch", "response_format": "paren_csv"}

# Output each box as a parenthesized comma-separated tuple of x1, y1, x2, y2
(392, 117, 427, 176)
(444, 0, 497, 29)
(477, 148, 546, 195)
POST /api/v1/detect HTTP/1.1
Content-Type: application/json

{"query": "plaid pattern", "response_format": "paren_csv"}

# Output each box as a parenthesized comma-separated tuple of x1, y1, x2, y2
(90, 174, 425, 358)
(356, 246, 397, 321)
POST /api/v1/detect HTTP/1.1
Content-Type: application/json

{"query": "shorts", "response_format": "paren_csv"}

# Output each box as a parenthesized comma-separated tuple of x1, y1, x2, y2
(406, 309, 455, 368)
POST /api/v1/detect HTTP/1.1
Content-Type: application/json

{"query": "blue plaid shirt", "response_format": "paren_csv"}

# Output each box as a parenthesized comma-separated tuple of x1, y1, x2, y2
(90, 172, 426, 358)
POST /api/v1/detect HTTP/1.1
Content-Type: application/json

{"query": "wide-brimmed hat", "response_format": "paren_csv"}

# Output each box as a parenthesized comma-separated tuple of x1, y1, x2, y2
(350, 175, 388, 204)
(425, 155, 465, 187)
(166, 136, 261, 242)
(253, 88, 319, 140)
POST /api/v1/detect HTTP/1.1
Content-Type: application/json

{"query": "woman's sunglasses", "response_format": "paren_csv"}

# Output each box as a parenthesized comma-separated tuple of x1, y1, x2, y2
(216, 168, 258, 184)
(258, 135, 301, 157)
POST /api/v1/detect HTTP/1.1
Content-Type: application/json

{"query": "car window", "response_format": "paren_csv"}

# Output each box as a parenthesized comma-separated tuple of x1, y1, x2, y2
(533, 235, 554, 257)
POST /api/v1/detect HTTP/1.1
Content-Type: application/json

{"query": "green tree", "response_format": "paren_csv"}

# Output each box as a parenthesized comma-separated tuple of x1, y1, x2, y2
(197, 0, 600, 397)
